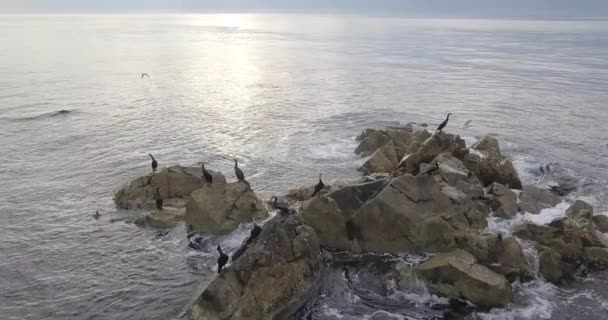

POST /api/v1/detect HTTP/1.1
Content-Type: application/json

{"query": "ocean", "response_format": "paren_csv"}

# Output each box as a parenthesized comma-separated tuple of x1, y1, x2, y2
(1, 14, 608, 320)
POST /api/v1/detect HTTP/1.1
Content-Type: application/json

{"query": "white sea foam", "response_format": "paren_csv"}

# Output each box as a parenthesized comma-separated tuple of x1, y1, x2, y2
(321, 304, 344, 319)
(476, 280, 557, 320)
(486, 202, 570, 235)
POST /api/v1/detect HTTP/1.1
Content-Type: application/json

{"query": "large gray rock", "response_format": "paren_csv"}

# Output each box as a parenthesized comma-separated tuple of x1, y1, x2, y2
(583, 247, 608, 270)
(398, 131, 468, 176)
(350, 174, 469, 254)
(355, 128, 391, 157)
(488, 183, 518, 219)
(463, 135, 522, 189)
(593, 215, 608, 233)
(415, 249, 512, 307)
(566, 200, 594, 221)
(519, 185, 561, 214)
(539, 246, 564, 284)
(358, 140, 400, 175)
(114, 165, 225, 209)
(185, 182, 268, 235)
(177, 216, 322, 320)
(301, 179, 388, 251)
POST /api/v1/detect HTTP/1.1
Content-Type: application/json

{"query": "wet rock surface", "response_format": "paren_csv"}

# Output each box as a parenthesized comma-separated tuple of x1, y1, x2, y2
(177, 216, 322, 320)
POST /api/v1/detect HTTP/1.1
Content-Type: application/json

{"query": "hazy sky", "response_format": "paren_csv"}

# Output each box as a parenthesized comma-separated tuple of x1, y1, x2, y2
(2, 0, 608, 17)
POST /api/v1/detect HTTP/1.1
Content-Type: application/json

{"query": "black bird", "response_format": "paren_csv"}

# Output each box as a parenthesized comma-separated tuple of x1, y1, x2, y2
(217, 245, 229, 274)
(141, 73, 149, 79)
(233, 159, 248, 185)
(271, 196, 291, 215)
(153, 187, 163, 210)
(312, 173, 324, 197)
(436, 113, 452, 132)
(202, 162, 213, 184)
(247, 223, 262, 244)
(149, 154, 158, 172)
(93, 211, 100, 220)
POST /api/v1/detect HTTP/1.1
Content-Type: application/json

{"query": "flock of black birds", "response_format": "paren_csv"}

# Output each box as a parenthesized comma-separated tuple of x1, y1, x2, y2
(98, 113, 454, 274)
(145, 153, 326, 274)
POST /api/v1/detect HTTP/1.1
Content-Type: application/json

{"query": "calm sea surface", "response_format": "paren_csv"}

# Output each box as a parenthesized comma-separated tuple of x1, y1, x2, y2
(1, 14, 608, 320)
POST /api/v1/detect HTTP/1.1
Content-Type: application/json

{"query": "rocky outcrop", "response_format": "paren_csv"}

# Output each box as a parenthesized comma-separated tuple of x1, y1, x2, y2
(463, 135, 522, 189)
(513, 201, 608, 283)
(114, 165, 225, 209)
(358, 140, 400, 175)
(350, 174, 468, 253)
(583, 247, 608, 270)
(538, 246, 564, 283)
(415, 249, 512, 307)
(398, 131, 468, 176)
(488, 183, 518, 219)
(300, 179, 388, 251)
(185, 182, 268, 235)
(177, 216, 322, 320)
(566, 200, 594, 222)
(519, 185, 561, 214)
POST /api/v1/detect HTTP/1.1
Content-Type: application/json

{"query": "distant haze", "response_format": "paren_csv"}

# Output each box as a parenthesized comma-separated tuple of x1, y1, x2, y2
(2, 0, 608, 18)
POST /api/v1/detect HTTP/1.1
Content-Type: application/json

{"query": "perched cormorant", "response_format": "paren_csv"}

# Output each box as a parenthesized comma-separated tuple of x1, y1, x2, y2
(271, 196, 291, 215)
(93, 211, 100, 220)
(217, 245, 229, 274)
(436, 113, 452, 132)
(202, 162, 213, 184)
(246, 223, 262, 244)
(141, 73, 150, 79)
(149, 154, 158, 172)
(233, 159, 248, 185)
(153, 187, 163, 210)
(312, 174, 324, 197)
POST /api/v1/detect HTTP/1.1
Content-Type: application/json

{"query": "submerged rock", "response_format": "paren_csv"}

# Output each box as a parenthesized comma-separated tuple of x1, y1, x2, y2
(185, 182, 268, 235)
(134, 208, 185, 228)
(415, 249, 512, 307)
(177, 216, 322, 320)
(114, 165, 224, 209)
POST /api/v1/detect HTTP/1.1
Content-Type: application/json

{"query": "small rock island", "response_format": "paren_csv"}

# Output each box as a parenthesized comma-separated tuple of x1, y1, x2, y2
(112, 124, 608, 319)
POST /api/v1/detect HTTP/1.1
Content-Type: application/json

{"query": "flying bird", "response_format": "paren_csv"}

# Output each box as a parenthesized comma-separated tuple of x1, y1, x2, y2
(141, 73, 150, 79)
